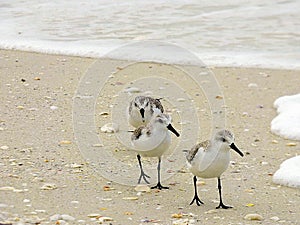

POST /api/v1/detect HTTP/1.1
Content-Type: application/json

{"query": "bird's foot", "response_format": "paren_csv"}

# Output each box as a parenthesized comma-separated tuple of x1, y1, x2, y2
(151, 182, 169, 190)
(216, 202, 232, 209)
(138, 171, 151, 184)
(189, 195, 204, 206)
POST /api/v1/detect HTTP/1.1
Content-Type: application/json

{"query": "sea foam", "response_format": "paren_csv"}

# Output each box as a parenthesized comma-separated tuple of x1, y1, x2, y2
(273, 156, 300, 188)
(271, 93, 300, 141)
(271, 93, 300, 188)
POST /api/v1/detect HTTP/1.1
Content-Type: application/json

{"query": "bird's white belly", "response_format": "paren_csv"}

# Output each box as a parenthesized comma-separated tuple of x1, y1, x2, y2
(138, 133, 171, 157)
(190, 151, 230, 179)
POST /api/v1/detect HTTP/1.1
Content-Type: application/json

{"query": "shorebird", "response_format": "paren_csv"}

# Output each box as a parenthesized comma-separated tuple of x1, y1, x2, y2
(131, 113, 180, 189)
(184, 130, 244, 209)
(128, 96, 164, 128)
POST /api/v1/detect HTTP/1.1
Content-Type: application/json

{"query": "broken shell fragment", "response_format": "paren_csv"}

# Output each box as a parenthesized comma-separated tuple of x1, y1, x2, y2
(100, 123, 119, 133)
(134, 184, 151, 193)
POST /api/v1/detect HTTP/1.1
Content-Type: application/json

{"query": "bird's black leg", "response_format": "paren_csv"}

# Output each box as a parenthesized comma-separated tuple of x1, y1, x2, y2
(216, 177, 232, 209)
(137, 154, 150, 184)
(151, 157, 169, 190)
(190, 176, 204, 206)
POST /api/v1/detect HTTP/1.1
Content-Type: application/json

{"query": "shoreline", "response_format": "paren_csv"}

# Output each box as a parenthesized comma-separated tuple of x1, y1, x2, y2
(1, 48, 299, 71)
(0, 49, 299, 224)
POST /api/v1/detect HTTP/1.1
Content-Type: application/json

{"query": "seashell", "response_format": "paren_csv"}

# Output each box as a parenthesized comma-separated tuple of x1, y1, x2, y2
(244, 213, 263, 221)
(100, 123, 119, 133)
(134, 184, 151, 193)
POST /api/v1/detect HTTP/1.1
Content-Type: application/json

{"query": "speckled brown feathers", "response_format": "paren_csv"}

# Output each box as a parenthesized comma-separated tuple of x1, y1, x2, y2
(131, 125, 152, 141)
(149, 98, 164, 113)
(131, 126, 145, 141)
(186, 140, 211, 163)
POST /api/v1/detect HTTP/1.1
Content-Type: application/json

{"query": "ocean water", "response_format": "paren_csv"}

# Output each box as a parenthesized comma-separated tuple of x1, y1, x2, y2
(271, 93, 300, 189)
(0, 0, 299, 69)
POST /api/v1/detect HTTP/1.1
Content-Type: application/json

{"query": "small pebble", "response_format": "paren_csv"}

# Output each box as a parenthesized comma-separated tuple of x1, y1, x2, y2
(270, 216, 280, 222)
(215, 95, 223, 99)
(124, 87, 141, 93)
(103, 186, 113, 191)
(245, 203, 255, 207)
(171, 213, 183, 218)
(134, 184, 151, 193)
(61, 214, 75, 221)
(197, 181, 206, 185)
(28, 107, 38, 111)
(0, 186, 15, 191)
(286, 142, 297, 147)
(35, 209, 46, 213)
(242, 112, 248, 117)
(23, 199, 30, 203)
(50, 214, 61, 221)
(0, 145, 9, 150)
(199, 72, 208, 75)
(248, 83, 258, 88)
(244, 213, 263, 221)
(60, 140, 72, 145)
(100, 123, 119, 133)
(122, 197, 138, 200)
(272, 140, 279, 144)
(92, 143, 104, 147)
(50, 105, 58, 110)
(98, 216, 113, 223)
(87, 213, 101, 218)
(0, 203, 8, 208)
(16, 105, 24, 109)
(40, 183, 57, 190)
(177, 98, 186, 102)
(70, 163, 83, 168)
(99, 112, 109, 116)
(71, 201, 79, 204)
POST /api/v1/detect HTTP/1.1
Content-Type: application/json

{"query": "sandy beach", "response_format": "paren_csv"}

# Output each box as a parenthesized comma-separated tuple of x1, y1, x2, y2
(0, 49, 299, 224)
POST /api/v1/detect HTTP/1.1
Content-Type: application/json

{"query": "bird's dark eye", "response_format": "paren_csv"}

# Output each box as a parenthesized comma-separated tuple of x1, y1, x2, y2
(222, 138, 226, 142)
(145, 102, 149, 107)
(134, 103, 138, 107)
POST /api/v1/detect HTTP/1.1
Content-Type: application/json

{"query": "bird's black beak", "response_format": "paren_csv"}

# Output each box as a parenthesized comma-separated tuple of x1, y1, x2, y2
(230, 143, 244, 157)
(167, 124, 180, 137)
(139, 108, 145, 119)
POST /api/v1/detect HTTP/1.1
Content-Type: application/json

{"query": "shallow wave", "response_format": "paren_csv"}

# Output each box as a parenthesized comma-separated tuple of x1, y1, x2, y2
(0, 0, 299, 69)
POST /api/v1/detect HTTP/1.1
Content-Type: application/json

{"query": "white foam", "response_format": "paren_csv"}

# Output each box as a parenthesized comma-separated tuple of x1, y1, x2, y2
(272, 94, 300, 188)
(271, 93, 300, 141)
(273, 156, 300, 188)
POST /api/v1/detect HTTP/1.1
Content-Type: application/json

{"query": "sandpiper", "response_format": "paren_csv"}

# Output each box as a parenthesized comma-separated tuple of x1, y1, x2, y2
(184, 130, 244, 209)
(131, 113, 180, 189)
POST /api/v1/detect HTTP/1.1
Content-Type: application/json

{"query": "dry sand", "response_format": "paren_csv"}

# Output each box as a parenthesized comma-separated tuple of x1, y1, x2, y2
(0, 49, 299, 224)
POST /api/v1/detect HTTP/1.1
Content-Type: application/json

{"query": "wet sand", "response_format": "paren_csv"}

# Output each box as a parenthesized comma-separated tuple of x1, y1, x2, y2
(0, 49, 299, 224)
